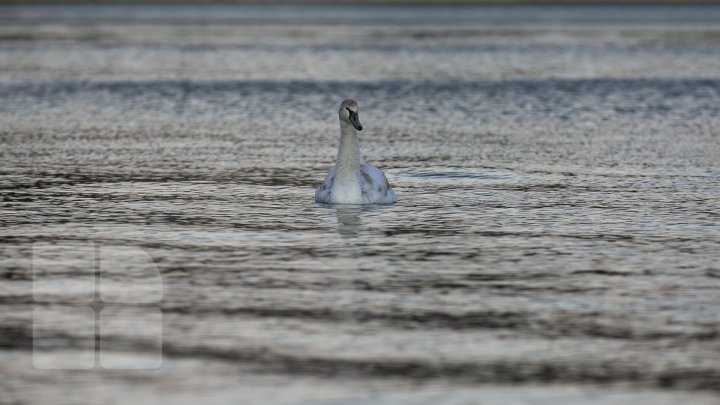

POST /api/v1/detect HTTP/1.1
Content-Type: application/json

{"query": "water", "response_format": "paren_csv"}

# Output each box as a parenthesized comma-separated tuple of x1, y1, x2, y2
(1, 4, 720, 404)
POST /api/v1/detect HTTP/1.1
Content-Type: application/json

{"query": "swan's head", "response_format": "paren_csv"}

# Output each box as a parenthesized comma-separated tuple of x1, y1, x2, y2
(339, 99, 363, 131)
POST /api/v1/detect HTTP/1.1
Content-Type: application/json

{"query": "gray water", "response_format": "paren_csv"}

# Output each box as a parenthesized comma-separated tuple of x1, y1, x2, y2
(1, 4, 720, 404)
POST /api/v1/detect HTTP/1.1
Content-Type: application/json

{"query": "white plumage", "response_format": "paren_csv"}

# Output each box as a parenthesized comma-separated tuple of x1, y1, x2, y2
(315, 99, 396, 205)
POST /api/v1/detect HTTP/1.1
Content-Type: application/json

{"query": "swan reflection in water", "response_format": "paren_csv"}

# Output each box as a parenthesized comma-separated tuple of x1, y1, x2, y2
(334, 205, 364, 237)
(329, 204, 389, 238)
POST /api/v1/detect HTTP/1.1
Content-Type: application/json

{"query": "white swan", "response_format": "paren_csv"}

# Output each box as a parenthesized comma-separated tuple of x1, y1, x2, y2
(315, 99, 396, 205)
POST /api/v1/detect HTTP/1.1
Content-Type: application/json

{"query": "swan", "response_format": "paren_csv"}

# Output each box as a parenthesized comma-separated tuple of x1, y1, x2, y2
(315, 99, 396, 204)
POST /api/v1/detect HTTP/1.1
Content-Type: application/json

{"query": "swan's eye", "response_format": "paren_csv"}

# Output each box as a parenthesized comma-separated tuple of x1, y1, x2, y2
(346, 107, 352, 115)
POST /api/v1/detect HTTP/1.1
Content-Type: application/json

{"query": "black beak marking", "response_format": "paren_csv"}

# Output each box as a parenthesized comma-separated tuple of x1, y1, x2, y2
(347, 108, 362, 131)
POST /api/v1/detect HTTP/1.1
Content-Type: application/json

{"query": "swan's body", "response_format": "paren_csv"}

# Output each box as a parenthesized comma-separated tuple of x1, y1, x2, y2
(315, 163, 396, 204)
(315, 99, 396, 205)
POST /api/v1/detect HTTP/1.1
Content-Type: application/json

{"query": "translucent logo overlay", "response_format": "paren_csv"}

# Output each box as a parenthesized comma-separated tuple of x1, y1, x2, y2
(32, 242, 163, 370)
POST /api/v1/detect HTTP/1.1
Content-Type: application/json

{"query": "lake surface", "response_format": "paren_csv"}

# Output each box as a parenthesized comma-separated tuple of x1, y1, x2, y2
(1, 4, 720, 404)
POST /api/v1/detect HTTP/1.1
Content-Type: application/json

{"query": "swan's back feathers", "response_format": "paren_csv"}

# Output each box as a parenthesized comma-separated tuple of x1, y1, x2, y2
(315, 166, 336, 203)
(359, 163, 396, 204)
(314, 164, 396, 204)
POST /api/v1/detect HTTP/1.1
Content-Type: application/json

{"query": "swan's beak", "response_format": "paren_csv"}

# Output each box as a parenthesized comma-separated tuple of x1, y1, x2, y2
(351, 113, 363, 131)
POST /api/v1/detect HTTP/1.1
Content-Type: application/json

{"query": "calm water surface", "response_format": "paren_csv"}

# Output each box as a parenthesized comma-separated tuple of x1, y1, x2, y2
(1, 4, 720, 404)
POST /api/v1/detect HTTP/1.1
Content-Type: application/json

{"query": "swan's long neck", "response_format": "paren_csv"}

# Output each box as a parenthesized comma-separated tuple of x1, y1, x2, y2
(336, 121, 361, 172)
(332, 121, 362, 203)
